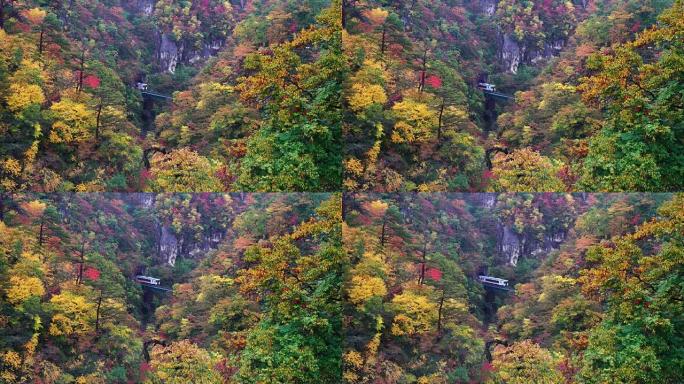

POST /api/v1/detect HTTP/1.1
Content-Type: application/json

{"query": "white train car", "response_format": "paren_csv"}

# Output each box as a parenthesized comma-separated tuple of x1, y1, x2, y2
(478, 82, 497, 92)
(478, 275, 509, 287)
(135, 275, 161, 285)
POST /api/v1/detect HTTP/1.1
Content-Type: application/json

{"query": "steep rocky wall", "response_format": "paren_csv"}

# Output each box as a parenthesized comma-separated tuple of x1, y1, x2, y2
(496, 220, 568, 266)
(475, 194, 571, 266)
(156, 224, 225, 266)
(158, 35, 226, 73)
(500, 35, 567, 74)
(127, 0, 155, 16)
(499, 224, 523, 265)
(480, 0, 497, 17)
(124, 0, 226, 73)
(125, 193, 227, 266)
(158, 34, 180, 74)
(158, 225, 180, 265)
(480, 193, 497, 209)
(479, 0, 588, 74)
(500, 34, 524, 74)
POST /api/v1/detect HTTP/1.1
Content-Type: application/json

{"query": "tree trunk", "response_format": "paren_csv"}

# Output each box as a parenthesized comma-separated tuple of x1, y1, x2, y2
(95, 103, 102, 140)
(38, 218, 44, 248)
(419, 241, 427, 284)
(341, 0, 347, 29)
(95, 291, 102, 334)
(419, 48, 427, 92)
(77, 50, 85, 93)
(77, 242, 85, 284)
(437, 99, 445, 140)
(39, 27, 45, 56)
(0, 0, 6, 29)
(437, 290, 445, 332)
(380, 218, 387, 249)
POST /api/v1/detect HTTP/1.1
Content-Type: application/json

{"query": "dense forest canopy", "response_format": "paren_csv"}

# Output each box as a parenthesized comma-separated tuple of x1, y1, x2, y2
(343, 0, 684, 192)
(2, 192, 682, 383)
(343, 192, 684, 383)
(2, 0, 684, 382)
(0, 193, 344, 382)
(3, 0, 683, 193)
(0, 0, 342, 192)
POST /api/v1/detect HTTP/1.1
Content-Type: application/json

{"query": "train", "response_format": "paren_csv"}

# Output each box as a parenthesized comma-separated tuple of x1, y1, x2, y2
(135, 275, 161, 285)
(477, 82, 497, 92)
(478, 275, 509, 287)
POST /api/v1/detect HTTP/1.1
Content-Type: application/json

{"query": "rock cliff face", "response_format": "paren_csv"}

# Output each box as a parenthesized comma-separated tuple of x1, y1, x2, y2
(128, 0, 155, 16)
(473, 194, 572, 266)
(158, 34, 226, 73)
(126, 193, 229, 266)
(158, 225, 180, 265)
(497, 222, 568, 265)
(500, 35, 566, 74)
(499, 224, 523, 265)
(480, 0, 497, 17)
(157, 224, 225, 266)
(480, 193, 497, 209)
(477, 0, 585, 73)
(158, 34, 180, 73)
(500, 34, 524, 74)
(138, 193, 155, 209)
(124, 0, 226, 73)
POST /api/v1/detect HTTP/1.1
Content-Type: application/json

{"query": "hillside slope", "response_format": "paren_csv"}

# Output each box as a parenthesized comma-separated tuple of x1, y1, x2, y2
(342, 192, 682, 383)
(342, 0, 682, 192)
(0, 0, 342, 192)
(0, 192, 343, 382)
